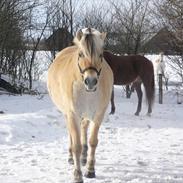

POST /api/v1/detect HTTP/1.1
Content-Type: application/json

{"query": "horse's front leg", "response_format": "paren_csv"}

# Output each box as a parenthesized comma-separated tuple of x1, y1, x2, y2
(68, 134, 74, 164)
(85, 113, 103, 178)
(81, 119, 89, 166)
(67, 113, 83, 183)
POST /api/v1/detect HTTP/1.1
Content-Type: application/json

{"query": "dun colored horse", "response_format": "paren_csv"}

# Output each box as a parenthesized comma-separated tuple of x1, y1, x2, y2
(103, 51, 155, 116)
(47, 28, 113, 183)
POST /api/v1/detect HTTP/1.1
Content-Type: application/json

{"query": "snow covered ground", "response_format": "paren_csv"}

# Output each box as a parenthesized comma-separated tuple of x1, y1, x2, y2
(0, 86, 183, 183)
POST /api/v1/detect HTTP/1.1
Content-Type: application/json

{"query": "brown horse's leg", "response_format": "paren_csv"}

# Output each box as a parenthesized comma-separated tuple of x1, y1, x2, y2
(134, 83, 143, 116)
(110, 87, 115, 114)
(81, 119, 89, 166)
(146, 83, 153, 115)
(67, 114, 83, 183)
(148, 104, 152, 115)
(126, 85, 131, 98)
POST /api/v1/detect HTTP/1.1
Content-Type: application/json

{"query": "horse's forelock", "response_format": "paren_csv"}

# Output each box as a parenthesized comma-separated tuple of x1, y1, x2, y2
(74, 29, 104, 62)
(84, 33, 103, 60)
(85, 34, 94, 58)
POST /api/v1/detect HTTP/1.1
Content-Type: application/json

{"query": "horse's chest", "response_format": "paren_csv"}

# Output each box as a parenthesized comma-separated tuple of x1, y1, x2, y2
(73, 82, 99, 120)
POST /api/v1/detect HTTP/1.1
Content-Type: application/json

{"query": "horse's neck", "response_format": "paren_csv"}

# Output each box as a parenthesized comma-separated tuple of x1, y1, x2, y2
(71, 50, 83, 80)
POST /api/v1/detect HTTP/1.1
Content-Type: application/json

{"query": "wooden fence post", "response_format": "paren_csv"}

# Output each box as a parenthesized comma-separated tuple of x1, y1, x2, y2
(159, 74, 163, 104)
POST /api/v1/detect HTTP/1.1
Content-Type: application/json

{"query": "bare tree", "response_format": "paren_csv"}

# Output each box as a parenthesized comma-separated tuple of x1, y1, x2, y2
(107, 0, 156, 97)
(0, 0, 39, 90)
(0, 0, 25, 78)
(78, 1, 114, 52)
(153, 0, 183, 82)
(25, 7, 49, 90)
(108, 0, 155, 54)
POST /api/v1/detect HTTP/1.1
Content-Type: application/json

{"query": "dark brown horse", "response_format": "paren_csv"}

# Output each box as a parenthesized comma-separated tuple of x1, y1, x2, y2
(103, 51, 155, 116)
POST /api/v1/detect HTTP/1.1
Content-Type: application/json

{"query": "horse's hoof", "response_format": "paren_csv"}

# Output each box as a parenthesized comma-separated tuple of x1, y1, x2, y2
(109, 111, 115, 115)
(85, 171, 95, 178)
(74, 169, 83, 182)
(68, 157, 74, 165)
(81, 158, 87, 166)
(134, 112, 139, 116)
(146, 113, 151, 117)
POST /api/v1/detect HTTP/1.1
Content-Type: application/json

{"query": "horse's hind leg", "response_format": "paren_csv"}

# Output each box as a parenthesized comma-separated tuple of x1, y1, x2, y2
(134, 83, 143, 116)
(147, 92, 152, 116)
(81, 119, 89, 166)
(67, 114, 83, 183)
(65, 114, 73, 165)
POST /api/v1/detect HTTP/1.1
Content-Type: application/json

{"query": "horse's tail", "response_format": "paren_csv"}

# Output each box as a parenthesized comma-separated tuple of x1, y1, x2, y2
(141, 63, 155, 110)
(149, 73, 155, 106)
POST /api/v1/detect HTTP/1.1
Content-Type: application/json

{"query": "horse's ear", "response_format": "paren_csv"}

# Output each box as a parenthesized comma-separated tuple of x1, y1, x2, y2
(76, 29, 83, 41)
(100, 32, 107, 41)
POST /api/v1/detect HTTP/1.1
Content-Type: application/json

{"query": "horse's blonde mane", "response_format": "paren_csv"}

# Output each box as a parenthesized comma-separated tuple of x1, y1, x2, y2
(73, 28, 106, 61)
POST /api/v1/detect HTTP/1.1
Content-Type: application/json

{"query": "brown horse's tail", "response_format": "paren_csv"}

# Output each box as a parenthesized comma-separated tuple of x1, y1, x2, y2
(144, 70, 155, 109)
(149, 73, 155, 106)
(141, 65, 155, 113)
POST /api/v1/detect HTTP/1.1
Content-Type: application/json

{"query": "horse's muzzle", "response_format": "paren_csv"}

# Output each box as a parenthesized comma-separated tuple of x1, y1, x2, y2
(84, 77, 98, 92)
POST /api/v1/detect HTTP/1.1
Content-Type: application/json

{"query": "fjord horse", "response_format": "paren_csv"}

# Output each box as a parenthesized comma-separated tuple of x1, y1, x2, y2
(47, 28, 113, 183)
(103, 51, 155, 116)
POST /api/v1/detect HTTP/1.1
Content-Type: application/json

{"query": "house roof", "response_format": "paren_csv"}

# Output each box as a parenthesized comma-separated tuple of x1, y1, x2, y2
(143, 28, 178, 55)
(45, 27, 73, 51)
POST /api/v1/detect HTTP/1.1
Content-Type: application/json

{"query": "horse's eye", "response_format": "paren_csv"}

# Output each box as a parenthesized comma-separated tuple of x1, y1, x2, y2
(79, 52, 84, 58)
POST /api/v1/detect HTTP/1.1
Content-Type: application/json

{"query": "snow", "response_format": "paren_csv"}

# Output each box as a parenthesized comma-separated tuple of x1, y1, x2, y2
(0, 85, 183, 183)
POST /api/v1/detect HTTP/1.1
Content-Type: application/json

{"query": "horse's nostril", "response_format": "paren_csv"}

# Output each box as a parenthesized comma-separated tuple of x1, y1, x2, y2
(92, 78, 97, 85)
(84, 78, 97, 87)
(84, 78, 89, 85)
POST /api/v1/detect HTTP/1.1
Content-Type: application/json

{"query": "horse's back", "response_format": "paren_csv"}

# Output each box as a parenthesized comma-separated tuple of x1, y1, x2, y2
(48, 46, 77, 85)
(132, 55, 154, 77)
(103, 51, 138, 84)
(47, 46, 78, 114)
(103, 51, 153, 85)
(55, 46, 77, 61)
